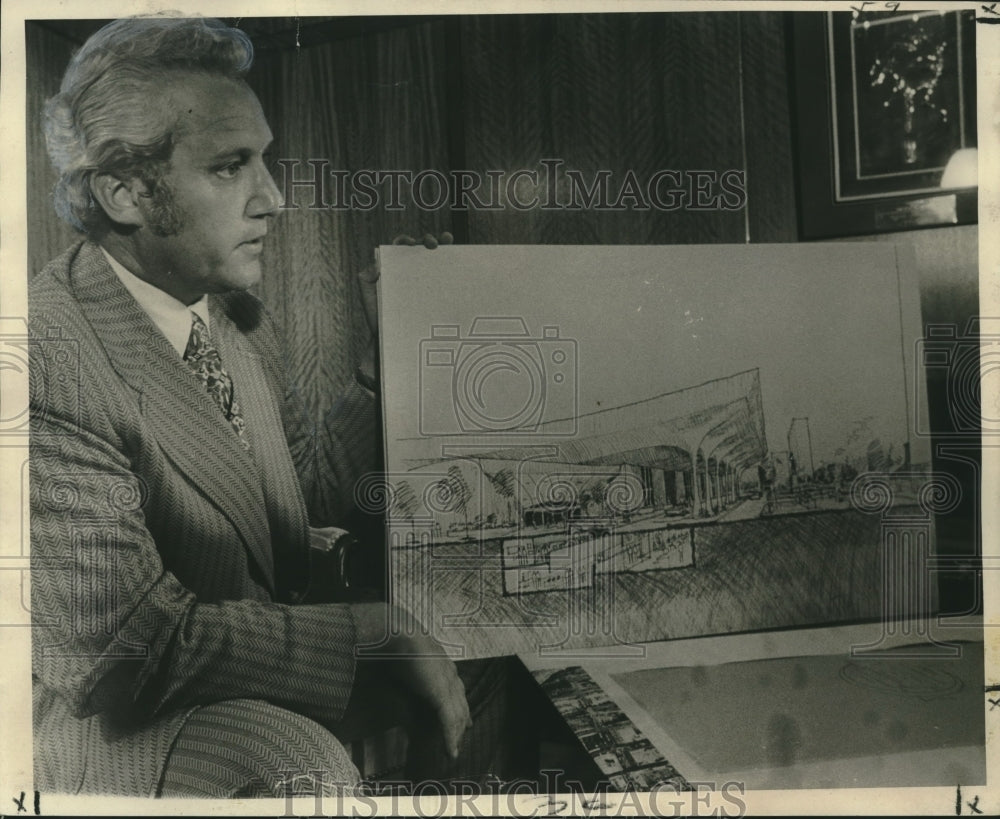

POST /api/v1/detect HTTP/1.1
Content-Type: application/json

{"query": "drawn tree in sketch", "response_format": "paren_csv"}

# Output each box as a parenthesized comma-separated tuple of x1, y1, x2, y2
(444, 465, 473, 535)
(484, 467, 518, 526)
(390, 479, 420, 537)
(579, 475, 611, 518)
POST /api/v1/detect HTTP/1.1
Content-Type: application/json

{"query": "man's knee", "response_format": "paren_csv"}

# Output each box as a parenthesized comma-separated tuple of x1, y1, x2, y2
(159, 699, 360, 798)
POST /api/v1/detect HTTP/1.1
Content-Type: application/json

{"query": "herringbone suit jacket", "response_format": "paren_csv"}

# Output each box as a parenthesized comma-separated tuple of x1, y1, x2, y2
(29, 241, 378, 795)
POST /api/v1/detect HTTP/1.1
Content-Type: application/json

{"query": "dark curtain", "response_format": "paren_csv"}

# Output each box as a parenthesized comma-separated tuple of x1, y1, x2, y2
(26, 23, 81, 279)
(249, 21, 454, 417)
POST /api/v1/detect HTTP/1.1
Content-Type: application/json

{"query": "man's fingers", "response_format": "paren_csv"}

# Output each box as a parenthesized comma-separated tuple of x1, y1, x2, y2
(384, 623, 471, 758)
(431, 659, 469, 759)
(361, 229, 454, 286)
(437, 687, 471, 759)
(390, 232, 453, 249)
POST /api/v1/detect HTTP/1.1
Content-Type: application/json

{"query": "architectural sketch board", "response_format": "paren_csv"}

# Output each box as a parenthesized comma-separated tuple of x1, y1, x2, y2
(378, 243, 931, 658)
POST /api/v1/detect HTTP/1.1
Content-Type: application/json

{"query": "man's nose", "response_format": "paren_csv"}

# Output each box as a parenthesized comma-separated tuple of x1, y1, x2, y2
(247, 158, 285, 217)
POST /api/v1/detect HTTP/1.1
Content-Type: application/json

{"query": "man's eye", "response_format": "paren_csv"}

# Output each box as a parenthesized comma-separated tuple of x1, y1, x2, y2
(216, 161, 244, 179)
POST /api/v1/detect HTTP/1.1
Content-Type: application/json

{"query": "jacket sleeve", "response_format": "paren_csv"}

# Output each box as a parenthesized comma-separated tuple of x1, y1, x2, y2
(29, 330, 358, 728)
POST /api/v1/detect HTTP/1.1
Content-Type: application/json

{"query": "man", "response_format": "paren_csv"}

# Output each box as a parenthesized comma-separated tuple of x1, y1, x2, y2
(30, 16, 473, 797)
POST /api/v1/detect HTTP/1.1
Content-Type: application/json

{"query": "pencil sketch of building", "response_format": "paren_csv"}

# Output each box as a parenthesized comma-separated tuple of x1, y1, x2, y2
(388, 364, 923, 598)
(379, 242, 932, 657)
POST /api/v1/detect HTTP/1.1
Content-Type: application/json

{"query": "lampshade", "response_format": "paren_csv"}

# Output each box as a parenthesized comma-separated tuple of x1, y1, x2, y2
(940, 147, 978, 189)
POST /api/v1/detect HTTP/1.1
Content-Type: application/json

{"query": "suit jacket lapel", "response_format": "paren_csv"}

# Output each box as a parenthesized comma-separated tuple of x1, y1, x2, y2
(210, 303, 312, 594)
(67, 242, 276, 593)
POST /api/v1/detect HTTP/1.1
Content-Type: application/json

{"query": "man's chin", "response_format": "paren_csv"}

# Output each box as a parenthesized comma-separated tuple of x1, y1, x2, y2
(223, 261, 264, 292)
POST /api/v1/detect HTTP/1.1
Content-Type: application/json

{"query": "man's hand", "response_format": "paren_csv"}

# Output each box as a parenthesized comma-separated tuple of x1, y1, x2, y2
(350, 601, 471, 759)
(356, 232, 453, 389)
(357, 232, 454, 338)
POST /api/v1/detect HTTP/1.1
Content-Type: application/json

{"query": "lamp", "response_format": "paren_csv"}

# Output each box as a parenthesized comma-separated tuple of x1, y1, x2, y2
(940, 147, 977, 189)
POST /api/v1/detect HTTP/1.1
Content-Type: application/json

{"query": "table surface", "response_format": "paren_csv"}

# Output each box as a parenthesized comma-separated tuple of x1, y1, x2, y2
(519, 617, 988, 791)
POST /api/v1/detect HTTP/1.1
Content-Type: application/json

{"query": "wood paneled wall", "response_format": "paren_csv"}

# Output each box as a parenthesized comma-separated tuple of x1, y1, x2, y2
(458, 13, 749, 245)
(26, 23, 81, 279)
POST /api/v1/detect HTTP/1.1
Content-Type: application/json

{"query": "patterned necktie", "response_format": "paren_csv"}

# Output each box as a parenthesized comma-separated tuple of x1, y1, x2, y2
(183, 313, 250, 450)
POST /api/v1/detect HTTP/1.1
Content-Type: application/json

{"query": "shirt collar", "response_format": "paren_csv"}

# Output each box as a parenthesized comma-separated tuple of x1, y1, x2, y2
(100, 246, 210, 357)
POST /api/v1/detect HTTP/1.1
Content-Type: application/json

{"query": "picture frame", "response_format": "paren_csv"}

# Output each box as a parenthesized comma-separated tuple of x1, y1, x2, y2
(792, 10, 977, 239)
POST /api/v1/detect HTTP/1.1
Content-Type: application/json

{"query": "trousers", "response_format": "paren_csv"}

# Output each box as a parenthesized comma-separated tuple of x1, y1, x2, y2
(158, 699, 360, 797)
(158, 658, 514, 797)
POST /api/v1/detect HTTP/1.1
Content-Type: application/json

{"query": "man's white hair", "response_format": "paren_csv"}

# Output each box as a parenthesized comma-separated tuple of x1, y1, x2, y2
(44, 16, 254, 236)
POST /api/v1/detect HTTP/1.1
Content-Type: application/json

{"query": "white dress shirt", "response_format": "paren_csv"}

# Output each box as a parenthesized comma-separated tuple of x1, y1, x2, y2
(100, 247, 210, 357)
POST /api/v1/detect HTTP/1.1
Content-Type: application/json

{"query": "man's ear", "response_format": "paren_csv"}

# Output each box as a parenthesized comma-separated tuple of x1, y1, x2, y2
(90, 173, 147, 228)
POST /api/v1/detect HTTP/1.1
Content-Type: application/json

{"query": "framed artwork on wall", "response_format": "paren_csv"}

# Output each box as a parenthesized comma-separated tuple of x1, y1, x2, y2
(792, 10, 977, 239)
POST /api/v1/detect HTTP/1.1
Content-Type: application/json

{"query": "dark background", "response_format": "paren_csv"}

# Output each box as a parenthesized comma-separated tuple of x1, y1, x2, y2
(25, 13, 981, 616)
